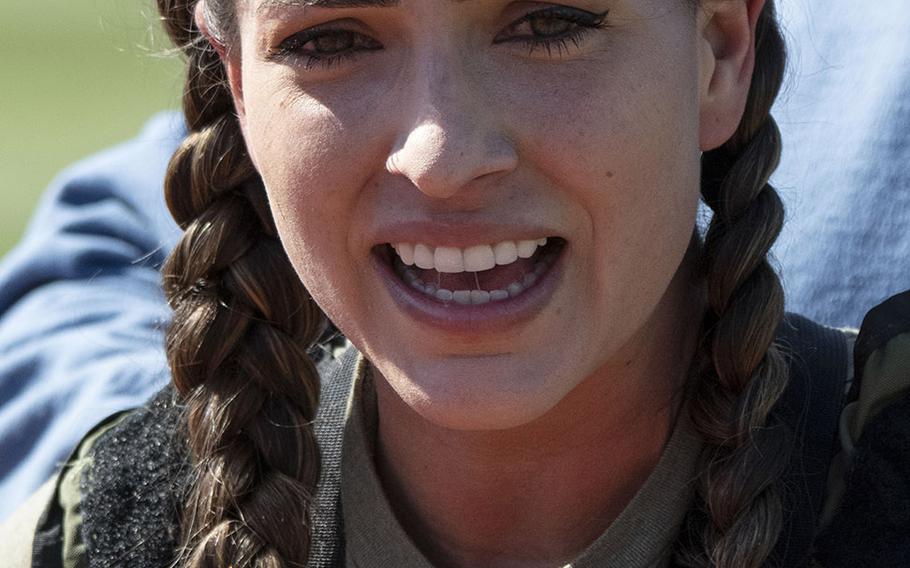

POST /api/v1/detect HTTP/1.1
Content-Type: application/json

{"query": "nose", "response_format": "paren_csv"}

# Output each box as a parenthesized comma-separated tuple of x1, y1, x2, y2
(385, 55, 518, 200)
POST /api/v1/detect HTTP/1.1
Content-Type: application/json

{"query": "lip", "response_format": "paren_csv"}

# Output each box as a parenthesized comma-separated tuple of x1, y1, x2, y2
(369, 220, 561, 249)
(372, 241, 568, 335)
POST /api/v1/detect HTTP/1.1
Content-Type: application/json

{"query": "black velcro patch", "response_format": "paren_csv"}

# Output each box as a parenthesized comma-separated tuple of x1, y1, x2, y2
(80, 386, 189, 568)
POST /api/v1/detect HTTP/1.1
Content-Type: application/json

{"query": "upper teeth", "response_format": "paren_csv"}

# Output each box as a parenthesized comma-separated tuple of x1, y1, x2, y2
(393, 238, 548, 273)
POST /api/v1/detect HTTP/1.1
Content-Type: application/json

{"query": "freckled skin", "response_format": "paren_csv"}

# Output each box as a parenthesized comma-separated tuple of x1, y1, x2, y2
(216, 0, 761, 563)
(226, 0, 713, 431)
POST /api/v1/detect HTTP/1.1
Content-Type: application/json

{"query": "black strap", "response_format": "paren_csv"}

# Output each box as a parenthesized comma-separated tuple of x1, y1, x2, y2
(309, 345, 359, 568)
(769, 314, 851, 567)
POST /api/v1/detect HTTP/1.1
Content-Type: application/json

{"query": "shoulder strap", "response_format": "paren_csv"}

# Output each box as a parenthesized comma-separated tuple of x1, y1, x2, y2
(308, 345, 360, 568)
(769, 313, 851, 567)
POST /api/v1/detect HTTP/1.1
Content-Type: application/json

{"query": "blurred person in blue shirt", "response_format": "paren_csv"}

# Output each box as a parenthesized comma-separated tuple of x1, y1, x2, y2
(0, 0, 908, 520)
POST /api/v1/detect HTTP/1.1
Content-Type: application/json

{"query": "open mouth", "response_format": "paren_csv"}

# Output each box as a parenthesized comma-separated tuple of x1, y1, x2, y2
(374, 237, 567, 306)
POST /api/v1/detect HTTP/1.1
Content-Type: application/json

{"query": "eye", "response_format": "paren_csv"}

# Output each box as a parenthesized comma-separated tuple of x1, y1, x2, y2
(495, 5, 610, 57)
(269, 26, 382, 69)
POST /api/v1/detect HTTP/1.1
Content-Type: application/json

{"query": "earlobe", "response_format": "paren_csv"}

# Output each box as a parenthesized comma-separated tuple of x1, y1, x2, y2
(194, 0, 246, 123)
(698, 0, 766, 151)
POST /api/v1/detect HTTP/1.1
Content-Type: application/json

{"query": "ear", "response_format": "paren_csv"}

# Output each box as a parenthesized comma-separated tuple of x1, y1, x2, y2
(194, 1, 247, 125)
(697, 0, 766, 151)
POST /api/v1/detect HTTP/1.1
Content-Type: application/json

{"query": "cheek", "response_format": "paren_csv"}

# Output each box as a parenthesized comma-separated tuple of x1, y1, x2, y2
(510, 43, 701, 323)
(252, 108, 343, 261)
(239, 76, 381, 323)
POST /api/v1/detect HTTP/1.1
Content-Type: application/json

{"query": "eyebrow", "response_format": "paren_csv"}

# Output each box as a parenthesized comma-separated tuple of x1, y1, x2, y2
(257, 0, 469, 14)
(257, 0, 399, 13)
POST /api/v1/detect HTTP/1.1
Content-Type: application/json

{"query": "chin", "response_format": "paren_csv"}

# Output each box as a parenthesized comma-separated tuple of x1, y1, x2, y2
(378, 353, 574, 432)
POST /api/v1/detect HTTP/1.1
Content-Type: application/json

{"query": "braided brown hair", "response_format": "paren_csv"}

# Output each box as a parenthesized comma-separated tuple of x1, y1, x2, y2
(674, 2, 791, 566)
(156, 1, 791, 567)
(158, 1, 325, 566)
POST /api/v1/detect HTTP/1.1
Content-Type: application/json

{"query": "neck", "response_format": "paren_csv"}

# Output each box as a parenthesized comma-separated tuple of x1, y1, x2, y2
(373, 259, 704, 568)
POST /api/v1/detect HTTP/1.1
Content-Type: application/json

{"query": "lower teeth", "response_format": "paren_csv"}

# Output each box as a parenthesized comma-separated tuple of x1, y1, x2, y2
(396, 255, 554, 305)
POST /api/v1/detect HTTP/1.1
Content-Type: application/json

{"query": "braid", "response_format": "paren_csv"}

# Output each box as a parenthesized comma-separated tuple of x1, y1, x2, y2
(157, 1, 325, 566)
(675, 3, 791, 567)
(155, 1, 791, 566)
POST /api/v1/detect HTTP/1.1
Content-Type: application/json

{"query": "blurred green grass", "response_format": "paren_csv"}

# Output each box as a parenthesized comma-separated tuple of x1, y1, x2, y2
(0, 0, 183, 255)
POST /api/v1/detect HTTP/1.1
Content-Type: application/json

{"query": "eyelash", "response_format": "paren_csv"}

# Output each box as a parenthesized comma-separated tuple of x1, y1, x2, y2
(269, 6, 610, 70)
(496, 6, 610, 57)
(270, 26, 382, 70)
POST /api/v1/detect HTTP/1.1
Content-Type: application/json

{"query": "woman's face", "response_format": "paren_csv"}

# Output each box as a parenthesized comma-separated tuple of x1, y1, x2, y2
(228, 0, 712, 430)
